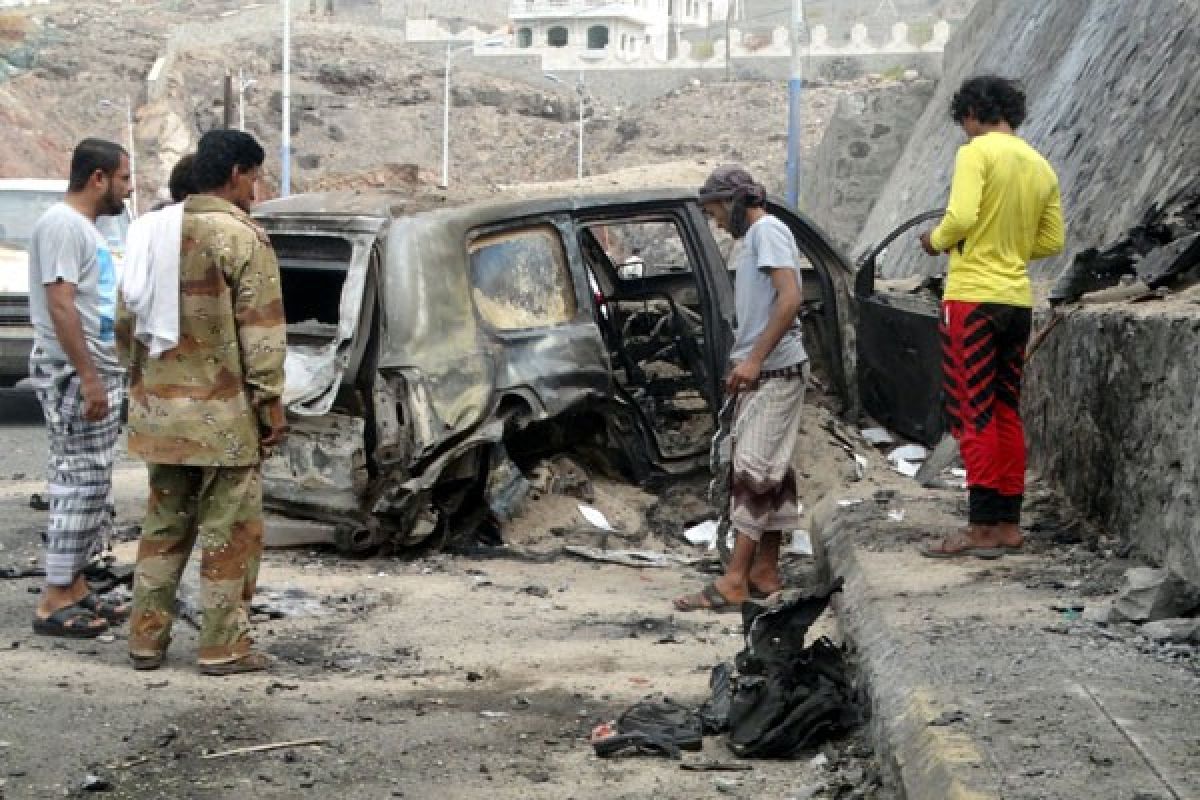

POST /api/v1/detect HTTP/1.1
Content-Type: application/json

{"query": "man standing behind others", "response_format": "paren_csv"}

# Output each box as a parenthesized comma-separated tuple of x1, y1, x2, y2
(125, 130, 287, 674)
(29, 138, 133, 638)
(918, 75, 1064, 558)
(676, 165, 807, 612)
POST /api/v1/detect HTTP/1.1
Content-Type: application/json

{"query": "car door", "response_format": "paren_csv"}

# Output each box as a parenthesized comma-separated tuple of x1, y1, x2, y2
(853, 210, 946, 446)
(468, 213, 612, 421)
(570, 200, 732, 474)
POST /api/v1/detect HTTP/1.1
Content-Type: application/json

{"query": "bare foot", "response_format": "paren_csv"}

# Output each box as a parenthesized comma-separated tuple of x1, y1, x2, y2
(993, 522, 1025, 550)
(747, 567, 783, 597)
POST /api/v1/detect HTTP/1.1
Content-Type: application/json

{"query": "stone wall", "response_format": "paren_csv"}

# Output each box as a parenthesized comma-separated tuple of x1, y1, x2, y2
(853, 0, 1200, 272)
(806, 78, 935, 254)
(417, 44, 942, 107)
(1025, 302, 1200, 586)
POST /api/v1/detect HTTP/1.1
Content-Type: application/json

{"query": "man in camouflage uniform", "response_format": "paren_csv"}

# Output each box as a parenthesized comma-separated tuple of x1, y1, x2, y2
(124, 130, 287, 675)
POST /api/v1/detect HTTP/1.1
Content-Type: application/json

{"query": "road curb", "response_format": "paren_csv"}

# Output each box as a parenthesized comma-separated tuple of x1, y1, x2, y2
(812, 494, 1000, 800)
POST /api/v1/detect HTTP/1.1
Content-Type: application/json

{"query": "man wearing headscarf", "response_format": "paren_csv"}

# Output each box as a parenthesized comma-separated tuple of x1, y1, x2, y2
(676, 165, 807, 612)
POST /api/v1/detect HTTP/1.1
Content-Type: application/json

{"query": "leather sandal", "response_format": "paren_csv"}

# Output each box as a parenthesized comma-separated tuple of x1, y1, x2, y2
(32, 604, 109, 639)
(199, 651, 273, 676)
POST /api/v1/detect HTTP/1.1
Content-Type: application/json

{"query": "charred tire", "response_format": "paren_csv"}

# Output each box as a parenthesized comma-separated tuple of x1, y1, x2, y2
(333, 522, 381, 558)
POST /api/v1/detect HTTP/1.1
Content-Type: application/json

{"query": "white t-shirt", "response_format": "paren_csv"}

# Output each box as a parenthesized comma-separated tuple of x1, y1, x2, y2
(27, 203, 120, 373)
(729, 214, 807, 371)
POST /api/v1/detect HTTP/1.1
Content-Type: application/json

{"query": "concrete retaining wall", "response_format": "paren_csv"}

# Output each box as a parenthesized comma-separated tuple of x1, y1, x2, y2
(806, 78, 935, 254)
(1025, 303, 1200, 585)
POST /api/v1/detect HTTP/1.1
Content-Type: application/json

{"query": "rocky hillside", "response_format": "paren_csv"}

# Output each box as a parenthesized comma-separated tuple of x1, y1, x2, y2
(0, 0, 877, 209)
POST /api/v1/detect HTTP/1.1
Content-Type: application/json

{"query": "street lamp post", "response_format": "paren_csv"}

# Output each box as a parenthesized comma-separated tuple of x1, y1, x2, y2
(99, 96, 138, 214)
(238, 70, 258, 132)
(785, 0, 806, 208)
(544, 71, 587, 184)
(281, 0, 292, 196)
(441, 38, 504, 188)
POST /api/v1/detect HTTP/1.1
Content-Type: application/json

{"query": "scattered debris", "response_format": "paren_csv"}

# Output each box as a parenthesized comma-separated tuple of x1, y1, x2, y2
(786, 530, 813, 556)
(1110, 567, 1200, 623)
(887, 444, 927, 478)
(563, 545, 700, 569)
(1140, 618, 1200, 644)
(527, 456, 594, 502)
(0, 565, 44, 579)
(577, 505, 616, 532)
(592, 695, 703, 760)
(28, 493, 49, 511)
(914, 433, 963, 488)
(679, 761, 753, 772)
(683, 519, 720, 549)
(859, 427, 894, 446)
(699, 580, 859, 759)
(80, 773, 113, 792)
(479, 711, 509, 719)
(200, 738, 328, 760)
(886, 510, 906, 523)
(929, 710, 968, 727)
(1050, 177, 1200, 304)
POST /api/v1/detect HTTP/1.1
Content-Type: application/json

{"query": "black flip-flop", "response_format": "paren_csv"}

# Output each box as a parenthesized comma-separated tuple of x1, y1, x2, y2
(79, 592, 131, 624)
(32, 604, 109, 639)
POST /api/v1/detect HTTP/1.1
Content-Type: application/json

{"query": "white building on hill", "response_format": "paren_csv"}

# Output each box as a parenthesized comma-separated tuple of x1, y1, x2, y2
(510, 0, 716, 62)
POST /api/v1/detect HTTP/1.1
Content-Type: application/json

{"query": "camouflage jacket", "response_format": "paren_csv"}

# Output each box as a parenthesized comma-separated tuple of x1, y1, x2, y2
(125, 195, 286, 466)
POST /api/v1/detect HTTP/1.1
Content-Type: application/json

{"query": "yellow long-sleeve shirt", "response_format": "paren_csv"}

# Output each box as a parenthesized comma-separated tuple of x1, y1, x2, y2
(931, 131, 1065, 307)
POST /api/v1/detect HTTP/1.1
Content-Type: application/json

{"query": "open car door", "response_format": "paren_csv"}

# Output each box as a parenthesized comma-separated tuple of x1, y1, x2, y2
(854, 210, 946, 446)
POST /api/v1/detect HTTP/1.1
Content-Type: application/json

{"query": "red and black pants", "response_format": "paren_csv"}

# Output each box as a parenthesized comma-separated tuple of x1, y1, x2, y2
(940, 301, 1032, 525)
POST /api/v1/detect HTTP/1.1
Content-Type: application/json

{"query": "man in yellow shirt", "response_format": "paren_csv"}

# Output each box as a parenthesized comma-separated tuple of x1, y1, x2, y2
(918, 75, 1065, 558)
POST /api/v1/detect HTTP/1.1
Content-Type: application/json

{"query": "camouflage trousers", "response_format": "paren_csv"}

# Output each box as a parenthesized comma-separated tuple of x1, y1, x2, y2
(129, 464, 264, 665)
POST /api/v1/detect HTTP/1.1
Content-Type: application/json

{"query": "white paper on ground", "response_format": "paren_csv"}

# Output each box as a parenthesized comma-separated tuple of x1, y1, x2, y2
(888, 444, 929, 463)
(860, 427, 895, 445)
(837, 497, 865, 507)
(787, 529, 813, 555)
(578, 504, 615, 531)
(683, 519, 719, 549)
(951, 468, 967, 478)
(853, 453, 869, 480)
(887, 509, 906, 522)
(891, 458, 920, 478)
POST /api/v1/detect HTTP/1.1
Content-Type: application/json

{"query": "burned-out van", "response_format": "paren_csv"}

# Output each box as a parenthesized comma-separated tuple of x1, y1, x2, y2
(254, 188, 858, 554)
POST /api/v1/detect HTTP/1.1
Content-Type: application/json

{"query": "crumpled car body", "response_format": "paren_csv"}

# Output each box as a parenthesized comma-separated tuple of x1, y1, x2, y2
(254, 188, 856, 553)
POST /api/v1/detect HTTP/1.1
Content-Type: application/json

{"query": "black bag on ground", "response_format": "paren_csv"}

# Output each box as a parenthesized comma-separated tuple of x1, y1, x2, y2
(616, 695, 704, 751)
(722, 579, 861, 758)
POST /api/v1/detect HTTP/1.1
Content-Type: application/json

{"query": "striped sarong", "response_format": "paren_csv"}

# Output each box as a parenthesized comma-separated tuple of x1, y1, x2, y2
(729, 362, 808, 540)
(32, 358, 124, 586)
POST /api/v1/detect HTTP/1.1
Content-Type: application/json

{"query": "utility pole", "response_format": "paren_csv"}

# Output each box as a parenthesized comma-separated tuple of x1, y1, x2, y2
(785, 0, 806, 209)
(223, 71, 235, 128)
(724, 2, 731, 81)
(125, 96, 138, 215)
(281, 0, 292, 196)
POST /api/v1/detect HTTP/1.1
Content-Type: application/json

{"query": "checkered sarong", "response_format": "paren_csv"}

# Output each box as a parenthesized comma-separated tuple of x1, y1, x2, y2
(729, 362, 808, 540)
(32, 358, 124, 586)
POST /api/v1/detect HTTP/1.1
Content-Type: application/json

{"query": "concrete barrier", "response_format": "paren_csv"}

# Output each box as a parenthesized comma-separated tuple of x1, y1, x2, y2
(1025, 302, 1200, 585)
